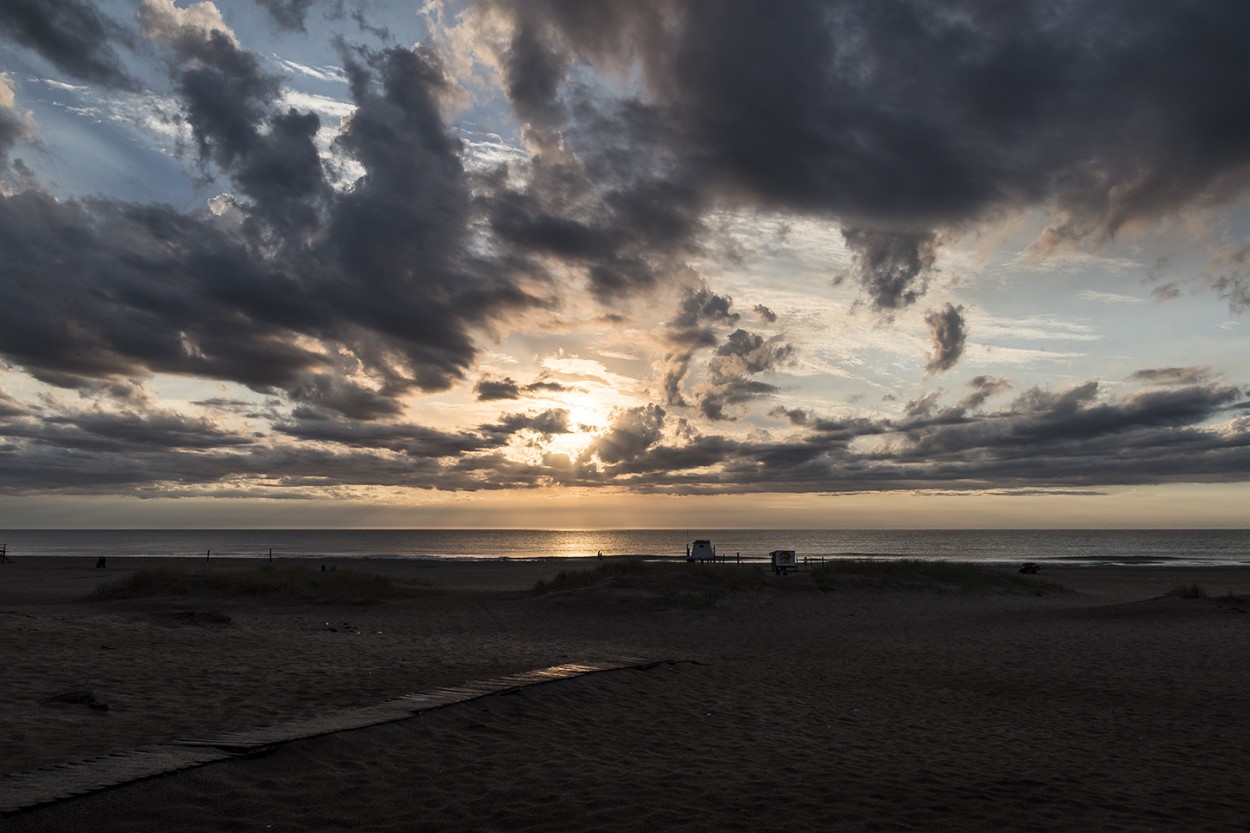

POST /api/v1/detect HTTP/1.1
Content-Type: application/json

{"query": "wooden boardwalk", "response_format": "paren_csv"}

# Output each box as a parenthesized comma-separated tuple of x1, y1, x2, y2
(1, 658, 667, 816)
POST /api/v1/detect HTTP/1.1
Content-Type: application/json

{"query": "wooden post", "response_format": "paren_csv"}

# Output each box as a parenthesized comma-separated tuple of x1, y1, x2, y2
(268, 547, 273, 563)
(206, 549, 211, 565)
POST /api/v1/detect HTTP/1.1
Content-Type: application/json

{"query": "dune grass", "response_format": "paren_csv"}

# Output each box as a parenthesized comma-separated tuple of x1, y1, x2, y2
(810, 558, 1067, 594)
(532, 558, 769, 606)
(1164, 583, 1209, 599)
(85, 565, 423, 602)
(532, 557, 650, 594)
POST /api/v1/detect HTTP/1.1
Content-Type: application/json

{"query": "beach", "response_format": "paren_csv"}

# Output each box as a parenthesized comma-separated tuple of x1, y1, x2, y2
(3, 556, 1249, 832)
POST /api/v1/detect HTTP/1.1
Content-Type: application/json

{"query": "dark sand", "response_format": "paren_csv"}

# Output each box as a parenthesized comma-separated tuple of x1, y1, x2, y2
(3, 556, 1249, 831)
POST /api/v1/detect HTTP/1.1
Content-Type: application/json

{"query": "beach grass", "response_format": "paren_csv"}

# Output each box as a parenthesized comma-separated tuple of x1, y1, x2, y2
(810, 558, 1067, 593)
(532, 558, 769, 606)
(1164, 583, 1209, 599)
(85, 565, 424, 602)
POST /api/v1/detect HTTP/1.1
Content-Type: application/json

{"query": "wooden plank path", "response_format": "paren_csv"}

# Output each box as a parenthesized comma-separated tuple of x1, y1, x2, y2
(2, 658, 668, 816)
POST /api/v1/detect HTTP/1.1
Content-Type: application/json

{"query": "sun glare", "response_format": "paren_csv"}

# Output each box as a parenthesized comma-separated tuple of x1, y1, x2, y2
(545, 393, 613, 458)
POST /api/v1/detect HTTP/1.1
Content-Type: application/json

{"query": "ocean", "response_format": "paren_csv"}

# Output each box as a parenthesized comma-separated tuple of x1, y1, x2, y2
(1, 528, 1248, 567)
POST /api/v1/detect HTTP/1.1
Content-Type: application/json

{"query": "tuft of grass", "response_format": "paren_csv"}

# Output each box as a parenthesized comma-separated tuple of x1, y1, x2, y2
(532, 559, 768, 606)
(810, 558, 1067, 594)
(1164, 583, 1209, 599)
(85, 565, 423, 602)
(533, 558, 651, 594)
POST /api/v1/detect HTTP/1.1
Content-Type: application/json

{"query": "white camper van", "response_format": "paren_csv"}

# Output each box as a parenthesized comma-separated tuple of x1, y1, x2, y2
(689, 539, 716, 562)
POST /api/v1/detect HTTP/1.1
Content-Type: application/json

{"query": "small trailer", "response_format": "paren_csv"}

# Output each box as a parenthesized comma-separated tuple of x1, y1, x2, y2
(769, 549, 797, 575)
(689, 539, 716, 562)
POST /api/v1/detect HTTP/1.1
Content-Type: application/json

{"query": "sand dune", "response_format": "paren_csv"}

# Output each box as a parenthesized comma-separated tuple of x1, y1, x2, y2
(3, 557, 1249, 831)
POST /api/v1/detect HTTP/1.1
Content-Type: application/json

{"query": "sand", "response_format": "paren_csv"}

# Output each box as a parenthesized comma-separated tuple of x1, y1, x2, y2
(2, 555, 1249, 832)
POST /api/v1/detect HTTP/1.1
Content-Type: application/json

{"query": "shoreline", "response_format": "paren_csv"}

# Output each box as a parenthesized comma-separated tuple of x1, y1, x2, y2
(5, 553, 1250, 593)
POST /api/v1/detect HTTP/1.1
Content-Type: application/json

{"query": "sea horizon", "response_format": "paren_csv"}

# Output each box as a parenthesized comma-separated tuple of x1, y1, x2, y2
(2, 528, 1248, 567)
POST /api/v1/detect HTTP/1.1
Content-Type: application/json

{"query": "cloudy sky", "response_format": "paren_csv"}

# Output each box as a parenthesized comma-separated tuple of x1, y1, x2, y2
(1, 0, 1248, 529)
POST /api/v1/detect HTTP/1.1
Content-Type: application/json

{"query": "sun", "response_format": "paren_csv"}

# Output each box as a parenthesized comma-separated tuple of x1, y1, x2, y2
(545, 393, 613, 459)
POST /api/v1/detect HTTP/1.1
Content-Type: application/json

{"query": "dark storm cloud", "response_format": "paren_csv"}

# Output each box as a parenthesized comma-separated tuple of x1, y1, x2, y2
(0, 405, 255, 454)
(903, 390, 945, 421)
(254, 0, 316, 31)
(0, 33, 544, 418)
(474, 376, 574, 401)
(582, 404, 666, 465)
(797, 414, 892, 443)
(1204, 242, 1250, 313)
(878, 384, 1250, 493)
(49, 412, 254, 453)
(0, 388, 29, 418)
(350, 9, 392, 41)
(582, 380, 1250, 495)
(480, 10, 709, 303)
(670, 289, 738, 333)
(699, 328, 795, 420)
(502, 17, 569, 153)
(287, 374, 405, 420)
(960, 376, 1011, 410)
(172, 30, 283, 169)
(0, 433, 457, 495)
(769, 407, 889, 440)
(482, 105, 706, 302)
(660, 288, 740, 406)
(753, 304, 777, 323)
(699, 379, 780, 422)
(649, 289, 796, 420)
(1151, 282, 1184, 303)
(839, 229, 938, 311)
(923, 303, 967, 374)
(1130, 367, 1211, 386)
(276, 418, 488, 456)
(487, 408, 570, 439)
(1213, 275, 1250, 315)
(2, 375, 1246, 496)
(475, 377, 522, 401)
(0, 0, 136, 89)
(769, 406, 809, 426)
(149, 19, 332, 241)
(710, 329, 794, 379)
(329, 45, 544, 390)
(480, 0, 1250, 308)
(0, 191, 329, 389)
(527, 379, 573, 394)
(0, 105, 30, 172)
(276, 408, 568, 457)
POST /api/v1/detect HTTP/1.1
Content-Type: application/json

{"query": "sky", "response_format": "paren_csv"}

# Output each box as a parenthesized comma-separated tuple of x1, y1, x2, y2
(0, 0, 1249, 530)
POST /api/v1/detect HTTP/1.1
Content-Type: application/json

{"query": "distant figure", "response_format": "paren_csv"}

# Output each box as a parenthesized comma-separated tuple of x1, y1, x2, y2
(95, 556, 107, 569)
(321, 563, 327, 572)
(597, 550, 603, 559)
